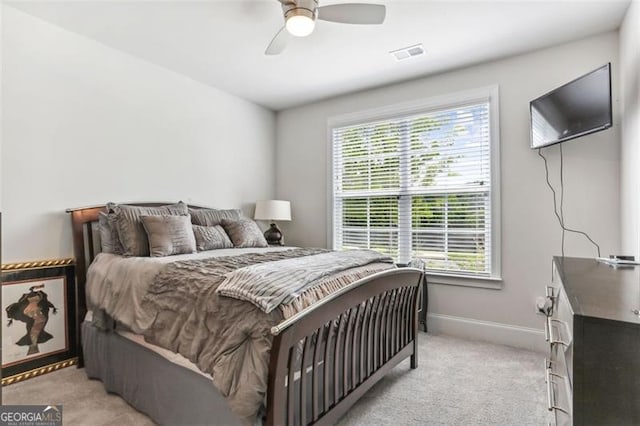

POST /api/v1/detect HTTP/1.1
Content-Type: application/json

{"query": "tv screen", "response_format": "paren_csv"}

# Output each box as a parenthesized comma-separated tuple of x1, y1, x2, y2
(530, 63, 612, 149)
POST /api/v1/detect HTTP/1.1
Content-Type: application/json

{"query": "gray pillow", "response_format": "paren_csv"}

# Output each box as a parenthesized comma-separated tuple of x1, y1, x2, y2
(108, 202, 188, 256)
(98, 212, 124, 255)
(190, 208, 242, 226)
(140, 215, 196, 257)
(192, 225, 233, 251)
(221, 218, 268, 248)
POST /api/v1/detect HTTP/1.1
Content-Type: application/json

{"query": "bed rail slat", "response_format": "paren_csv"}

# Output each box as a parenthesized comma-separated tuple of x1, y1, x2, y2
(388, 289, 397, 360)
(350, 303, 362, 391)
(374, 292, 387, 372)
(380, 292, 392, 364)
(406, 288, 413, 344)
(323, 318, 334, 412)
(396, 288, 405, 351)
(360, 298, 372, 382)
(287, 347, 296, 426)
(402, 287, 410, 347)
(86, 223, 95, 262)
(342, 306, 356, 394)
(312, 324, 325, 422)
(410, 287, 419, 369)
(333, 313, 346, 404)
(396, 288, 404, 352)
(416, 288, 418, 340)
(387, 290, 396, 361)
(407, 287, 414, 345)
(299, 335, 311, 425)
(366, 295, 379, 377)
(400, 287, 410, 348)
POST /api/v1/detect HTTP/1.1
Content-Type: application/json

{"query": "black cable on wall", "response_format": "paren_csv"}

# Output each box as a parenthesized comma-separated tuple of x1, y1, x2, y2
(538, 146, 601, 258)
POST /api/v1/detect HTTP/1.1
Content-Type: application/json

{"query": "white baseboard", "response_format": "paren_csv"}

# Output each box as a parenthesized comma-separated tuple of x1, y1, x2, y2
(426, 313, 547, 353)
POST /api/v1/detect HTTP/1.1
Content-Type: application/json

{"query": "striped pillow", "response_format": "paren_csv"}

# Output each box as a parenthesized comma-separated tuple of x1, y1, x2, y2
(221, 218, 268, 248)
(141, 215, 196, 257)
(192, 225, 233, 251)
(190, 208, 242, 226)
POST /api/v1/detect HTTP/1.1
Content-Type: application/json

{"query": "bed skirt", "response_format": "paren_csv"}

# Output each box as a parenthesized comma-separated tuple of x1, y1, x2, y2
(81, 321, 243, 426)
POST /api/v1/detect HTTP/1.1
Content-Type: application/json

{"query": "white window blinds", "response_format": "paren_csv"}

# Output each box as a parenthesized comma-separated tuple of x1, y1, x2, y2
(332, 99, 495, 277)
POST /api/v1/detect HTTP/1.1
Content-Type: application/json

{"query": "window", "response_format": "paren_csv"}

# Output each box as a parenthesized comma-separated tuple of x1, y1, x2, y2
(330, 87, 500, 280)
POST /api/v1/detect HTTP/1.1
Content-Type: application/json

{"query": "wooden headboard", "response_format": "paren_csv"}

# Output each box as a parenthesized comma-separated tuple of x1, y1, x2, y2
(65, 202, 210, 365)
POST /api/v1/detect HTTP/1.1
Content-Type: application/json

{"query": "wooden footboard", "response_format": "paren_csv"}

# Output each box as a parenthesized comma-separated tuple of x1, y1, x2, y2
(266, 267, 422, 426)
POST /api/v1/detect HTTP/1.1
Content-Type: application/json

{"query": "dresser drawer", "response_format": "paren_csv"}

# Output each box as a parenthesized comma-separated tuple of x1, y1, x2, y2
(555, 288, 574, 386)
(546, 315, 572, 350)
(545, 358, 572, 425)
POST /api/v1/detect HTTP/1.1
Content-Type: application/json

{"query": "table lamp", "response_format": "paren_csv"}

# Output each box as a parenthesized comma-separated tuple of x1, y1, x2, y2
(254, 200, 291, 246)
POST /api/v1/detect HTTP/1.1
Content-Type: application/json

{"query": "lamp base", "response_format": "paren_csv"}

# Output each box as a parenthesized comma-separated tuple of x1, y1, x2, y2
(264, 223, 284, 246)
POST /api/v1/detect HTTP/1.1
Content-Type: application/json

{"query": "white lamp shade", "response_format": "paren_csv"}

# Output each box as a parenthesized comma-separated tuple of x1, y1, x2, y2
(254, 200, 291, 221)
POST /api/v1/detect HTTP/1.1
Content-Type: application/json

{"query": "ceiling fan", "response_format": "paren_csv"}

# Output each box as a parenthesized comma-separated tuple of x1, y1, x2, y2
(265, 0, 386, 55)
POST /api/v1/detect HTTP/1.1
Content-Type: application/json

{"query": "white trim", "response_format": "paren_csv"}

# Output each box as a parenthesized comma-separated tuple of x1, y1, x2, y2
(326, 126, 335, 249)
(427, 273, 502, 290)
(326, 85, 502, 284)
(426, 313, 547, 353)
(326, 85, 499, 129)
(488, 85, 502, 282)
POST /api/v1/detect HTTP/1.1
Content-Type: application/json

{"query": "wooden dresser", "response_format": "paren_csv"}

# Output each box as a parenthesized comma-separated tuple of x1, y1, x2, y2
(545, 257, 640, 426)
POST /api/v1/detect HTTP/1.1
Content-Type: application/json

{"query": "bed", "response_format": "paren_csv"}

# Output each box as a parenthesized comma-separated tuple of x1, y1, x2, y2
(67, 202, 423, 425)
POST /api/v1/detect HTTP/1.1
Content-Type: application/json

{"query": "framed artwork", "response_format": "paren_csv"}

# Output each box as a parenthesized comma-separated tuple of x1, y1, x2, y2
(1, 260, 77, 385)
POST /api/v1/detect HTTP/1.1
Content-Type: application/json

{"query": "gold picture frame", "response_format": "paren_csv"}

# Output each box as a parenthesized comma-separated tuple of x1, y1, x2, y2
(1, 260, 77, 385)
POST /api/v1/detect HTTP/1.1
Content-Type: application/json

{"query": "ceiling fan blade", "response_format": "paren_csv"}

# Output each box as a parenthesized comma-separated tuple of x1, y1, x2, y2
(317, 3, 386, 25)
(265, 26, 289, 55)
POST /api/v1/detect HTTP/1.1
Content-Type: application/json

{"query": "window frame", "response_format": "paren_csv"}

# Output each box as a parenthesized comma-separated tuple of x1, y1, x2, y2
(326, 86, 502, 289)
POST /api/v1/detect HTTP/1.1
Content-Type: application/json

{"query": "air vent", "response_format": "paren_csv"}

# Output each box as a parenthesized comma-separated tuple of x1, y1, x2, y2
(390, 44, 425, 61)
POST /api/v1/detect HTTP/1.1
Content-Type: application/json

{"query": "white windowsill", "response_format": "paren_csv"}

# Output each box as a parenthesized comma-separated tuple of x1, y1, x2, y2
(425, 272, 503, 290)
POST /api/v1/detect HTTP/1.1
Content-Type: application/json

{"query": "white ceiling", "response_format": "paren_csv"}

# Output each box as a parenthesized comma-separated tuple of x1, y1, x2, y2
(7, 0, 630, 111)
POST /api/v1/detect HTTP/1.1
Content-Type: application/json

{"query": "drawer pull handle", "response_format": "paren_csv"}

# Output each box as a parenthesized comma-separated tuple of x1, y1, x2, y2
(544, 316, 549, 342)
(546, 285, 557, 301)
(547, 317, 570, 347)
(544, 358, 571, 415)
(545, 286, 557, 315)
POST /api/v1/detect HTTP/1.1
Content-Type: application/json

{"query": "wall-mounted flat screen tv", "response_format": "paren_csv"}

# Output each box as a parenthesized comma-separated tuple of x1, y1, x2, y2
(530, 63, 612, 149)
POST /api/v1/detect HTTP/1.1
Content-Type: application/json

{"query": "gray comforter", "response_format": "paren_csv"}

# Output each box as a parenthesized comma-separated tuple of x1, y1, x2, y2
(138, 248, 393, 423)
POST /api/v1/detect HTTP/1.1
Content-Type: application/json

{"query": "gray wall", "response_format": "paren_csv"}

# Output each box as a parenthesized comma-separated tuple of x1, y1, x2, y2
(276, 32, 621, 338)
(1, 6, 276, 262)
(620, 1, 640, 258)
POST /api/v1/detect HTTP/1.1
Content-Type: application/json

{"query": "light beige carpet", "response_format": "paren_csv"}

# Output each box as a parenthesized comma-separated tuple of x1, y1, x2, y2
(2, 334, 549, 425)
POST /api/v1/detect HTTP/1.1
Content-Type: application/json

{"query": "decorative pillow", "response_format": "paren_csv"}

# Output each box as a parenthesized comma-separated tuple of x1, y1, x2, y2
(98, 212, 123, 254)
(108, 202, 189, 256)
(221, 218, 268, 248)
(140, 215, 196, 257)
(190, 208, 242, 226)
(192, 225, 233, 251)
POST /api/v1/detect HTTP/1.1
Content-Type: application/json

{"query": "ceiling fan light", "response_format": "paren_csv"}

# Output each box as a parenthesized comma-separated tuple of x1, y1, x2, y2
(286, 12, 315, 37)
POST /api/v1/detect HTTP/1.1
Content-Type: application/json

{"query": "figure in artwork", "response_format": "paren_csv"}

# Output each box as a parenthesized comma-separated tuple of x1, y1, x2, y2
(5, 284, 58, 355)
